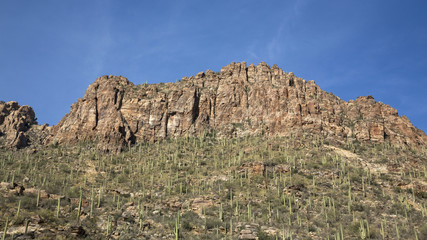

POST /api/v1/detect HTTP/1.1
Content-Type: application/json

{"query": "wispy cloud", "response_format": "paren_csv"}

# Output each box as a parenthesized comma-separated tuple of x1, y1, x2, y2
(246, 40, 259, 61)
(266, 0, 309, 62)
(267, 22, 285, 62)
(84, 1, 114, 75)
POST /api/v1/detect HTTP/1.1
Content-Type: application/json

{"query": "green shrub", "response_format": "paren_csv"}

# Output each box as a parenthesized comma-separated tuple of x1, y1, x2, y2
(205, 217, 222, 230)
(257, 229, 276, 240)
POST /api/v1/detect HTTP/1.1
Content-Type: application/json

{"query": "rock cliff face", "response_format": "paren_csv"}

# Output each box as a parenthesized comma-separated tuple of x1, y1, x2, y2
(0, 101, 37, 148)
(49, 62, 427, 151)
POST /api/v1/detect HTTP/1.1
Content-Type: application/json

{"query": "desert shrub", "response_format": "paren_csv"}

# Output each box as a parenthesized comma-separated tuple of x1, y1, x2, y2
(36, 209, 56, 223)
(182, 220, 192, 231)
(44, 179, 64, 194)
(348, 221, 361, 236)
(419, 223, 427, 239)
(181, 211, 202, 231)
(416, 190, 427, 199)
(389, 202, 405, 216)
(349, 170, 363, 183)
(205, 217, 222, 230)
(257, 229, 276, 240)
(20, 196, 37, 210)
(64, 186, 80, 198)
(11, 214, 27, 225)
(58, 163, 71, 174)
(308, 224, 316, 232)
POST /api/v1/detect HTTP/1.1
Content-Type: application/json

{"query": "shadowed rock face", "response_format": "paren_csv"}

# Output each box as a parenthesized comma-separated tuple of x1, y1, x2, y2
(0, 101, 37, 148)
(48, 62, 426, 151)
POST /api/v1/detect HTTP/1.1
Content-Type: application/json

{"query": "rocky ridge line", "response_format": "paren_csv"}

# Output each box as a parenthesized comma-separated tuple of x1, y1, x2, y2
(47, 62, 426, 152)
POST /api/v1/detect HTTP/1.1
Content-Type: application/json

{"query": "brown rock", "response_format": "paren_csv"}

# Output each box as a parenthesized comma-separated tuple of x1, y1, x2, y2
(239, 233, 257, 240)
(45, 62, 426, 151)
(48, 76, 135, 152)
(0, 182, 13, 190)
(70, 197, 89, 207)
(13, 184, 25, 195)
(69, 226, 86, 237)
(239, 227, 258, 240)
(0, 101, 37, 148)
(23, 188, 49, 199)
(191, 197, 215, 214)
(275, 164, 290, 173)
(239, 162, 265, 175)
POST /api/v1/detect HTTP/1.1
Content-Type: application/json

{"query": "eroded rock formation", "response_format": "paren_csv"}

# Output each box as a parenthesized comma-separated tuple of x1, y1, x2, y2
(0, 101, 37, 148)
(48, 62, 427, 151)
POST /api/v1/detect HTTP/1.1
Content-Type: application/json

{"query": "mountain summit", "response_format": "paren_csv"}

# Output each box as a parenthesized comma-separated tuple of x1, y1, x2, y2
(42, 62, 426, 151)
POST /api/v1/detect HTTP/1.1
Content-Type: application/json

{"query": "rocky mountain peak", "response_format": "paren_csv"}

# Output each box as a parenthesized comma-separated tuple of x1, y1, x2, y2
(45, 62, 426, 152)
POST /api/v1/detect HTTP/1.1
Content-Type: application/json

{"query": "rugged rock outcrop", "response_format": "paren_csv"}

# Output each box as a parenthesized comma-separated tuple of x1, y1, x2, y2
(48, 62, 427, 152)
(49, 76, 135, 152)
(0, 101, 37, 148)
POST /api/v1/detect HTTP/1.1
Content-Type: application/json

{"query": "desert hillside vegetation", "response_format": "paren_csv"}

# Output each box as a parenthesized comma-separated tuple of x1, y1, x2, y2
(1, 135, 426, 239)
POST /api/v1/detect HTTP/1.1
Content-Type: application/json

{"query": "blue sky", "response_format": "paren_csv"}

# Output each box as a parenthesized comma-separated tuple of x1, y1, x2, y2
(1, 0, 426, 133)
